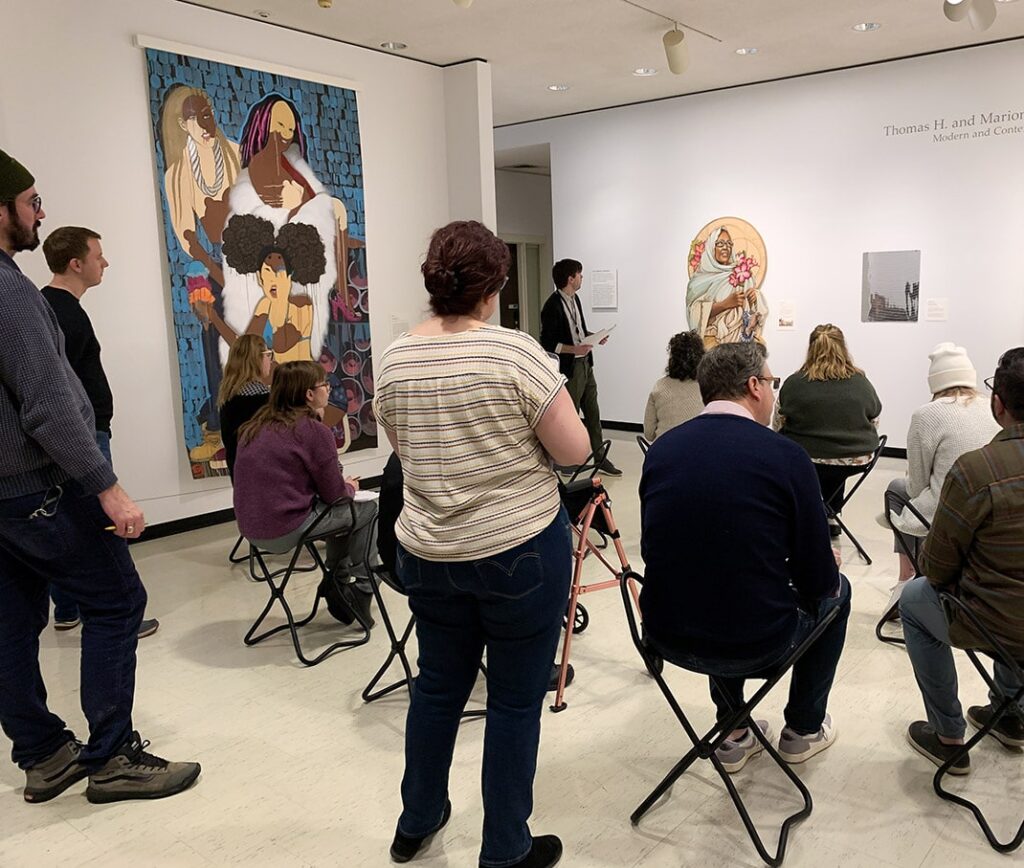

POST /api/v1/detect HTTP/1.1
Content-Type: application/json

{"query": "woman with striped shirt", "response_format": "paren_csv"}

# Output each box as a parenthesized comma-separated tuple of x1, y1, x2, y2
(374, 221, 589, 868)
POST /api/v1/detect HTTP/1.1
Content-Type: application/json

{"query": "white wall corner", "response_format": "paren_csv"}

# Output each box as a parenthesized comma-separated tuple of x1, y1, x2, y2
(443, 60, 497, 228)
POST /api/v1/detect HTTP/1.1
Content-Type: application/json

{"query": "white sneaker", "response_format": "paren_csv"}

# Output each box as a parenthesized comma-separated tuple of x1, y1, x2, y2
(715, 720, 773, 774)
(778, 714, 837, 764)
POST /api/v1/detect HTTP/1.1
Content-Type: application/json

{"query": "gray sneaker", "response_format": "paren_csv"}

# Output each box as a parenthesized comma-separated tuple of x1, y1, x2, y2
(86, 732, 200, 804)
(778, 713, 838, 763)
(715, 720, 773, 773)
(24, 739, 88, 803)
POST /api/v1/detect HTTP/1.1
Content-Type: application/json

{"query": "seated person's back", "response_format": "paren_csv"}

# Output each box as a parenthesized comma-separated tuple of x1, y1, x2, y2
(641, 411, 837, 659)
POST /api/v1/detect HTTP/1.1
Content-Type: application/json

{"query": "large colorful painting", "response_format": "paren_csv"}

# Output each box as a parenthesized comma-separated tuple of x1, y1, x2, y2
(145, 48, 375, 478)
(686, 217, 768, 349)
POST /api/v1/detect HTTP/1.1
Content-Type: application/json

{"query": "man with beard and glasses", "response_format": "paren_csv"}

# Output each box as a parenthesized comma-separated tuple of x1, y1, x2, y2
(0, 149, 199, 805)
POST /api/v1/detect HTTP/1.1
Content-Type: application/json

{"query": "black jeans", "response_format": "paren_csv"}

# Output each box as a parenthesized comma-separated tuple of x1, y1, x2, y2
(653, 577, 852, 735)
(0, 482, 146, 769)
(396, 507, 572, 867)
(814, 464, 864, 518)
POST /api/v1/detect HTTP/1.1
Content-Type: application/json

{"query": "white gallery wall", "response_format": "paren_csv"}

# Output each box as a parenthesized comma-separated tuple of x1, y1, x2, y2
(0, 0, 490, 524)
(495, 40, 1024, 449)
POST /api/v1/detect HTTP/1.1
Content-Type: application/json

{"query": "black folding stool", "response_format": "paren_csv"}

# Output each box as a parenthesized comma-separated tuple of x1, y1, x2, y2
(361, 516, 486, 719)
(636, 435, 651, 455)
(619, 569, 840, 867)
(875, 488, 930, 647)
(822, 434, 888, 564)
(244, 497, 371, 666)
(931, 593, 1024, 853)
(229, 532, 317, 583)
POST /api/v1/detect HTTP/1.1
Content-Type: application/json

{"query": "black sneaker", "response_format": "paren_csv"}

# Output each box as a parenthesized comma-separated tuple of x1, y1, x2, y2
(86, 732, 201, 803)
(53, 616, 81, 631)
(491, 835, 563, 868)
(390, 799, 451, 862)
(597, 459, 622, 477)
(968, 703, 1024, 748)
(23, 739, 88, 803)
(828, 521, 842, 539)
(138, 618, 160, 639)
(907, 721, 971, 775)
(547, 663, 574, 692)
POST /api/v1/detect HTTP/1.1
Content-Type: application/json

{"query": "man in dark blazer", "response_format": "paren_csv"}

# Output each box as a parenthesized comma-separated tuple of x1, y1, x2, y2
(540, 258, 620, 475)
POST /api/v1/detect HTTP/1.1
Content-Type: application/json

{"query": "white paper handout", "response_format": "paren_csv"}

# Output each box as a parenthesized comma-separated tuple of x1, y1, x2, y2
(585, 325, 616, 347)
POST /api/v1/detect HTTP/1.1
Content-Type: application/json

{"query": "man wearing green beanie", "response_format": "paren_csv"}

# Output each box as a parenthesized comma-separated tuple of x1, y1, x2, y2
(0, 149, 200, 804)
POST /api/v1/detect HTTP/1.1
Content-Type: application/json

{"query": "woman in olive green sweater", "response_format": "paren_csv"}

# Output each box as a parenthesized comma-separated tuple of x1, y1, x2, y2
(777, 324, 882, 535)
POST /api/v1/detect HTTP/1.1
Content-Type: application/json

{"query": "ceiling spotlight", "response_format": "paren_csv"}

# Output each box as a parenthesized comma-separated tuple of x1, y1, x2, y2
(317, 0, 332, 7)
(735, 47, 759, 55)
(254, 9, 270, 18)
(662, 26, 688, 75)
(452, 0, 474, 7)
(633, 67, 658, 76)
(380, 41, 408, 50)
(852, 22, 882, 31)
(943, 0, 997, 28)
(547, 84, 570, 92)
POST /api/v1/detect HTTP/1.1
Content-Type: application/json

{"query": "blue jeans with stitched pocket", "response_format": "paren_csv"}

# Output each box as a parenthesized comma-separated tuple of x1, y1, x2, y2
(0, 480, 146, 769)
(396, 506, 572, 868)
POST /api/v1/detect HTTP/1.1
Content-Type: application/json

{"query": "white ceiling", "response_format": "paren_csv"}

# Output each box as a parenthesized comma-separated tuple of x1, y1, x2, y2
(184, 0, 1024, 126)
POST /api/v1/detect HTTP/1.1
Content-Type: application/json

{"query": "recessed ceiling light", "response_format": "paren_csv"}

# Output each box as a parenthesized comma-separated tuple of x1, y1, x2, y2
(633, 67, 658, 77)
(547, 84, 570, 92)
(852, 22, 882, 31)
(995, 0, 1018, 4)
(380, 41, 408, 50)
(254, 9, 271, 18)
(735, 47, 759, 55)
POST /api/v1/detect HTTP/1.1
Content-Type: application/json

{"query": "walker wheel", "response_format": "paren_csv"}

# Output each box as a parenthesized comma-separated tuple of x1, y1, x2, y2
(564, 603, 589, 634)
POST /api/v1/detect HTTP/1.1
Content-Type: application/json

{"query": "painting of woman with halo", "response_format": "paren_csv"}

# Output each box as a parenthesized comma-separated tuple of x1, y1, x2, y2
(686, 218, 768, 349)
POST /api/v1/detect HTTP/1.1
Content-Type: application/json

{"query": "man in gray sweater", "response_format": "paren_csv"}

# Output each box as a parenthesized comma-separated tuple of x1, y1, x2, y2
(0, 149, 199, 804)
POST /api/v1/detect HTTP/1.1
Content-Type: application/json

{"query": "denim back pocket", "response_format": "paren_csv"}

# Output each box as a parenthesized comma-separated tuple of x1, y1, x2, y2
(395, 545, 422, 592)
(472, 548, 544, 600)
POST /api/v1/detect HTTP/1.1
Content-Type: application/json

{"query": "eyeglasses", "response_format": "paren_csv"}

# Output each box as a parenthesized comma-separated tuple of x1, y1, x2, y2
(714, 240, 733, 249)
(757, 376, 781, 391)
(315, 382, 331, 391)
(28, 195, 43, 215)
(984, 376, 997, 393)
(261, 350, 273, 358)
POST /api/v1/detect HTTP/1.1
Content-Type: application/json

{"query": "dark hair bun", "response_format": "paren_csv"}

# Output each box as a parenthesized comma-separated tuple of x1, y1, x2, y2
(421, 221, 510, 317)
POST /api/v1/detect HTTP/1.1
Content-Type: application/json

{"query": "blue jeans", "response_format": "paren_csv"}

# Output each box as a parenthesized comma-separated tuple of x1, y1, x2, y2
(396, 507, 572, 868)
(900, 576, 1024, 739)
(0, 480, 146, 769)
(51, 431, 112, 622)
(652, 577, 852, 735)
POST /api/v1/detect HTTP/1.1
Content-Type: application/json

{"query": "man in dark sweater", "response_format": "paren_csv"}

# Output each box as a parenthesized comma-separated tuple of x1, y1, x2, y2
(539, 258, 620, 476)
(640, 341, 851, 773)
(41, 226, 158, 637)
(0, 149, 197, 805)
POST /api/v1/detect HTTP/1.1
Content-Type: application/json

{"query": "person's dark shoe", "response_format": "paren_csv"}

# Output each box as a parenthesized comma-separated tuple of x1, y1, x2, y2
(493, 835, 563, 868)
(343, 583, 375, 629)
(907, 721, 971, 775)
(23, 739, 88, 803)
(85, 732, 201, 803)
(390, 799, 451, 862)
(53, 616, 80, 631)
(968, 703, 1024, 749)
(828, 520, 842, 539)
(138, 618, 160, 639)
(547, 663, 574, 692)
(597, 459, 622, 477)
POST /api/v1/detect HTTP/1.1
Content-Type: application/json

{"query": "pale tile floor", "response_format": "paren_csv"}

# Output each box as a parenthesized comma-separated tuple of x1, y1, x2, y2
(1, 431, 1021, 867)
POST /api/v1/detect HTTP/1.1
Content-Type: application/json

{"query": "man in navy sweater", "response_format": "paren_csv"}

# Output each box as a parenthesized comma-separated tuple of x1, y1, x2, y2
(640, 342, 851, 772)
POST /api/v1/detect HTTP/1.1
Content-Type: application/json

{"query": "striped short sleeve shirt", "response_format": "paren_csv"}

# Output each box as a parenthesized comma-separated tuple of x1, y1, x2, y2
(373, 325, 566, 561)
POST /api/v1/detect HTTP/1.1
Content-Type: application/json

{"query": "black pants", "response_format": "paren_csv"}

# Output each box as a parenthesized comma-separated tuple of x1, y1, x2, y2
(813, 464, 864, 518)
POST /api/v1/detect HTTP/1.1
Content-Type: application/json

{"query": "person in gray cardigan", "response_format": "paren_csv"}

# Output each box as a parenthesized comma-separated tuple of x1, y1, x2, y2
(644, 330, 705, 441)
(0, 149, 198, 806)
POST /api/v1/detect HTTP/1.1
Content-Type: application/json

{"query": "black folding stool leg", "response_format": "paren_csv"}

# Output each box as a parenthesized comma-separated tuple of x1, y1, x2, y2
(228, 533, 247, 564)
(620, 569, 840, 867)
(243, 500, 371, 666)
(931, 593, 1024, 853)
(824, 434, 888, 565)
(362, 570, 416, 702)
(875, 489, 930, 647)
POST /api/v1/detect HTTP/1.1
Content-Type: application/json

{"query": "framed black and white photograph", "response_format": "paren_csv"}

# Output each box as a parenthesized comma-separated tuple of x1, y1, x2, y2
(861, 250, 921, 322)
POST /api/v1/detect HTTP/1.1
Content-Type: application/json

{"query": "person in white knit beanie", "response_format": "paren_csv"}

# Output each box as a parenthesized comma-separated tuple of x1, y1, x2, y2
(878, 342, 999, 621)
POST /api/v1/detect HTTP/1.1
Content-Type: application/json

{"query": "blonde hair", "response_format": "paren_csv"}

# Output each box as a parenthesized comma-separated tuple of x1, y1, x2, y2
(218, 335, 268, 407)
(933, 386, 978, 404)
(801, 323, 863, 381)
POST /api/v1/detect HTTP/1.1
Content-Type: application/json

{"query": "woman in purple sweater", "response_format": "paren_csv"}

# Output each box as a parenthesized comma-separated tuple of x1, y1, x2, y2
(233, 361, 376, 605)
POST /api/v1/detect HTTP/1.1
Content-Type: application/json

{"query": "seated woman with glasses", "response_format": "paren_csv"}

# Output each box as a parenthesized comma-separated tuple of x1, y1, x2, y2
(776, 324, 882, 537)
(218, 334, 272, 479)
(233, 361, 376, 618)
